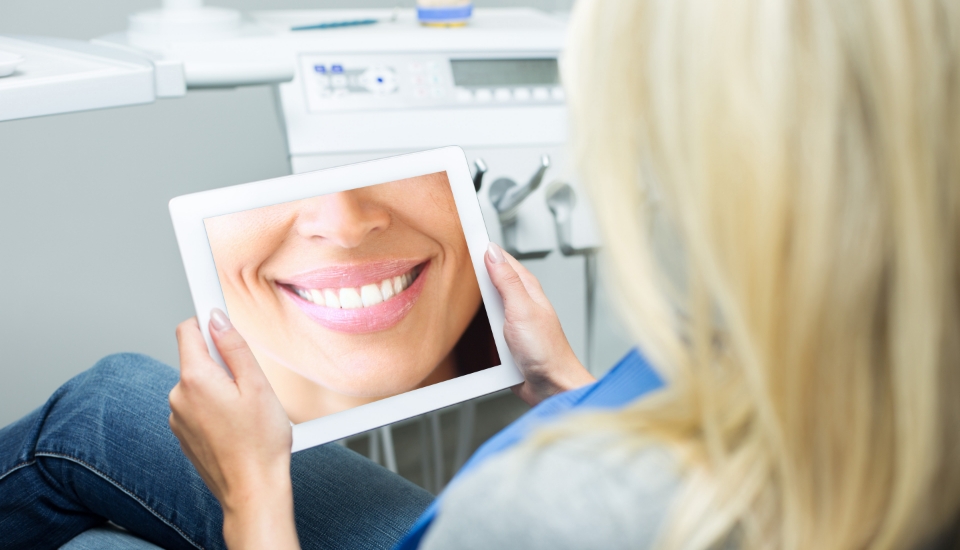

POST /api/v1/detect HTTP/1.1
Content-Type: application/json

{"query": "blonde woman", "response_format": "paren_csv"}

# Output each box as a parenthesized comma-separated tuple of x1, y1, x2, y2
(2, 0, 959, 548)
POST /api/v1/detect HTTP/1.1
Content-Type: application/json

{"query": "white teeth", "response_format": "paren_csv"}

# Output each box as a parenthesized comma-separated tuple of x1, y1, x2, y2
(323, 288, 341, 308)
(380, 279, 395, 300)
(392, 276, 403, 294)
(360, 284, 383, 306)
(339, 287, 363, 309)
(292, 267, 420, 309)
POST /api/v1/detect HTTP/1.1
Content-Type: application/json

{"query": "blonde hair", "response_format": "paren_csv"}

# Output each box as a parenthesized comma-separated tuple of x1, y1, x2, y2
(563, 0, 960, 548)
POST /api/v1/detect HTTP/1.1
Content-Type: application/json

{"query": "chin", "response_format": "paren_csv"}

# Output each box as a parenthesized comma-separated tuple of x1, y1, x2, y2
(321, 380, 427, 400)
(296, 363, 433, 399)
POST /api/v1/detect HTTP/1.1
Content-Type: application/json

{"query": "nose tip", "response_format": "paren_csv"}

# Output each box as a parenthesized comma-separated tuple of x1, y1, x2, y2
(295, 191, 390, 248)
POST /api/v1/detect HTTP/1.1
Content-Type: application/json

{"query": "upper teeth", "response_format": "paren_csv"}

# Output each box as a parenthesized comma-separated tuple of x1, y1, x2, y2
(291, 269, 417, 309)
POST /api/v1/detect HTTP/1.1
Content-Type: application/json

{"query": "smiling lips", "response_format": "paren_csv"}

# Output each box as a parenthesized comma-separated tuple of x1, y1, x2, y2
(277, 260, 429, 334)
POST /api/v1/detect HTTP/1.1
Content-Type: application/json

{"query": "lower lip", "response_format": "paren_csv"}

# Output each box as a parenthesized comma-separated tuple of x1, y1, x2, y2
(280, 263, 429, 334)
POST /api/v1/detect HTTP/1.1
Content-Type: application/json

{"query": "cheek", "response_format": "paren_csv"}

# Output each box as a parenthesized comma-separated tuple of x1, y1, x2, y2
(439, 243, 482, 338)
(426, 217, 470, 257)
(210, 231, 284, 286)
(448, 232, 477, 292)
(206, 208, 293, 276)
(426, 220, 481, 315)
(453, 267, 483, 317)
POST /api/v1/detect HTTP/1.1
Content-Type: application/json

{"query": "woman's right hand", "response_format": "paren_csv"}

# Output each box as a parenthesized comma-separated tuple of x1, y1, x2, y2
(170, 313, 300, 550)
(485, 242, 596, 406)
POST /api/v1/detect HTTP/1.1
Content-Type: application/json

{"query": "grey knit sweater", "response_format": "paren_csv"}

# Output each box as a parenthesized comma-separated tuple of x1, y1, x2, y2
(419, 434, 682, 549)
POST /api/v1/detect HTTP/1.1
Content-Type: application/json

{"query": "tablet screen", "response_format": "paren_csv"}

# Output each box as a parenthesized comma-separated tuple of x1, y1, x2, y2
(203, 171, 500, 422)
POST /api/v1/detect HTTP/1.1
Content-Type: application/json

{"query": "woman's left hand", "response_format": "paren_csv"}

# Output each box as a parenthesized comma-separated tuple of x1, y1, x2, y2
(169, 310, 300, 550)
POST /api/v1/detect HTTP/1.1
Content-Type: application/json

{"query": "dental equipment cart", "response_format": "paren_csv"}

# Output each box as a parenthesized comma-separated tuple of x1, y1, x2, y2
(246, 8, 605, 490)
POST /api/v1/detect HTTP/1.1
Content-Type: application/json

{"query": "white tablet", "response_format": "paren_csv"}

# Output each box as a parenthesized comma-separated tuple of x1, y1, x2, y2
(169, 146, 522, 452)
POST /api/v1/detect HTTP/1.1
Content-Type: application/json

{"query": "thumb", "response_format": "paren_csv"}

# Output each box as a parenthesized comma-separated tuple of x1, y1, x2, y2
(208, 308, 266, 385)
(485, 243, 533, 314)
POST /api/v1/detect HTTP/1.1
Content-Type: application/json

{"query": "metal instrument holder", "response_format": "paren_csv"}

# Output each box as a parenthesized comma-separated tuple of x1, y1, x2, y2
(545, 181, 600, 369)
(488, 155, 553, 260)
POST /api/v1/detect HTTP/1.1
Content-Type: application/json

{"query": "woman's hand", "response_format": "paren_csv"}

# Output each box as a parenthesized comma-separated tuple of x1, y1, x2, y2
(169, 310, 300, 550)
(485, 243, 596, 406)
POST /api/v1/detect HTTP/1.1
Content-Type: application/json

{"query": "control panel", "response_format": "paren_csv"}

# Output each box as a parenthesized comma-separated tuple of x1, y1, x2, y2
(299, 53, 564, 112)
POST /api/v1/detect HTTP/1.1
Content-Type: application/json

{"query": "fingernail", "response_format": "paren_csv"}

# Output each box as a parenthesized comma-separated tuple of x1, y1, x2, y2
(210, 308, 232, 332)
(487, 242, 505, 264)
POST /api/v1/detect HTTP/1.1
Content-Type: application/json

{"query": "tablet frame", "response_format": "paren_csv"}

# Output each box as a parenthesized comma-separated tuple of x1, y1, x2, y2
(169, 146, 522, 452)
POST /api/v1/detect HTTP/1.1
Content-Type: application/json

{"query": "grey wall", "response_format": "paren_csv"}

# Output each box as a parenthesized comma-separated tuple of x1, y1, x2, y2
(0, 0, 631, 429)
(0, 87, 291, 425)
(0, 0, 574, 42)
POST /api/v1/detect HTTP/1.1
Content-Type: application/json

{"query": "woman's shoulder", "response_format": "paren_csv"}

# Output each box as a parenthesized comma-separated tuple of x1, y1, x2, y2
(420, 432, 683, 550)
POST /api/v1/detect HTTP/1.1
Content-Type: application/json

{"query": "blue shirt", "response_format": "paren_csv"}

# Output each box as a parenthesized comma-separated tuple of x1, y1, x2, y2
(395, 349, 664, 550)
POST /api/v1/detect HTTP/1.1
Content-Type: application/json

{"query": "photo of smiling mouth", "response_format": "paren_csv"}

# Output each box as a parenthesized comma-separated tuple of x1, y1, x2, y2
(286, 263, 424, 309)
(277, 261, 429, 334)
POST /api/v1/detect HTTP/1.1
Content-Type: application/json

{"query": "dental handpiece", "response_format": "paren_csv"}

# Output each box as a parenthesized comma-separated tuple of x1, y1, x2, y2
(545, 180, 600, 370)
(489, 155, 550, 223)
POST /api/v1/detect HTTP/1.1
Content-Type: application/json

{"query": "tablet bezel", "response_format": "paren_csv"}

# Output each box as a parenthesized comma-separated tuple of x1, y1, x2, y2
(169, 146, 522, 452)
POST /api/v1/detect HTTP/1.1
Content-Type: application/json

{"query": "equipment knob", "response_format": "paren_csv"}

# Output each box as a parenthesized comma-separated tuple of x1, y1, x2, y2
(489, 155, 550, 223)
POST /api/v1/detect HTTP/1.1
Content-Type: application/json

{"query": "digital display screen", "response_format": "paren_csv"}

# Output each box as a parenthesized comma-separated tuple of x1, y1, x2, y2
(203, 172, 499, 422)
(451, 58, 560, 87)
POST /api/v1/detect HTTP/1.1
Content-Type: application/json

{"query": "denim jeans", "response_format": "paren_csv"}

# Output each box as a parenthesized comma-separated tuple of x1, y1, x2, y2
(0, 354, 433, 550)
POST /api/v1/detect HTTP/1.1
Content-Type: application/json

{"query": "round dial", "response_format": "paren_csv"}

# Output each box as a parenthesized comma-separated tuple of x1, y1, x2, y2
(359, 67, 398, 94)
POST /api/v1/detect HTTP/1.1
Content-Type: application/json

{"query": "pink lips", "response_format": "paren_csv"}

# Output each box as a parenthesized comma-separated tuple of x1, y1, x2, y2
(277, 260, 429, 334)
